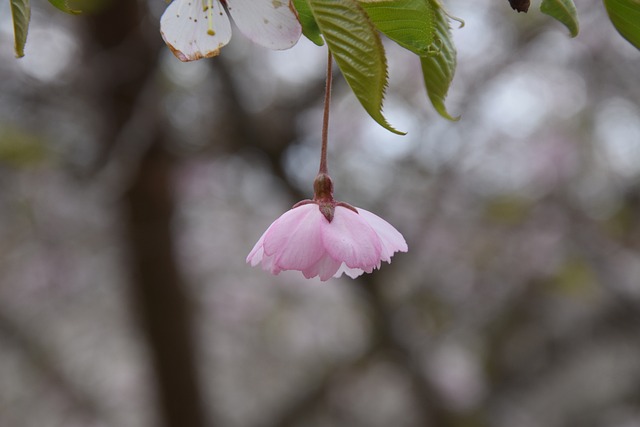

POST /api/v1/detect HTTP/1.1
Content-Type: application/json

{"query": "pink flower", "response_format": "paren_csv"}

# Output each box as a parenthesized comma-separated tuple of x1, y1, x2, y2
(246, 179, 407, 281)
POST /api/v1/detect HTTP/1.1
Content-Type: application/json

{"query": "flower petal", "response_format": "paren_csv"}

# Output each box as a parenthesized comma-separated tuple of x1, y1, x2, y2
(263, 204, 325, 271)
(261, 252, 280, 274)
(358, 208, 408, 262)
(322, 207, 382, 270)
(160, 0, 231, 61)
(302, 254, 342, 281)
(334, 264, 366, 279)
(247, 244, 264, 266)
(246, 226, 269, 265)
(226, 0, 302, 50)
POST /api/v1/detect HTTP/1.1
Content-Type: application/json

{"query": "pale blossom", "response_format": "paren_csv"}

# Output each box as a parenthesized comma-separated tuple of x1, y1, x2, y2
(160, 0, 302, 62)
(246, 176, 407, 281)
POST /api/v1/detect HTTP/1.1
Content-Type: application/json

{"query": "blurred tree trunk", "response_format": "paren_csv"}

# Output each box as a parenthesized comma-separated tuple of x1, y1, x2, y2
(125, 141, 208, 427)
(84, 1, 209, 426)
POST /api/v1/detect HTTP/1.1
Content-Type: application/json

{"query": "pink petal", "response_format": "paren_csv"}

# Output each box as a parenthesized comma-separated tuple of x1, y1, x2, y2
(302, 254, 342, 281)
(226, 0, 302, 50)
(247, 228, 282, 274)
(247, 244, 264, 267)
(246, 227, 269, 265)
(261, 252, 280, 275)
(358, 208, 408, 262)
(321, 207, 382, 269)
(263, 204, 325, 271)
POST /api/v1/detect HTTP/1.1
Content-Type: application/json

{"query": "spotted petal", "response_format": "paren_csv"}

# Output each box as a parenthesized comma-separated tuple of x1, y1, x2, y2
(160, 0, 232, 61)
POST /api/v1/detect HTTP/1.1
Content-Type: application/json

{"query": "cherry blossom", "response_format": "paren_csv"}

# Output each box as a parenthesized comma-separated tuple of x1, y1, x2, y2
(247, 174, 407, 281)
(247, 52, 407, 281)
(160, 0, 302, 62)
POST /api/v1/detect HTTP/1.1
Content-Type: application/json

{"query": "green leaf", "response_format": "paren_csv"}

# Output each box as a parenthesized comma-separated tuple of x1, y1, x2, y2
(307, 0, 404, 134)
(48, 0, 110, 14)
(10, 0, 31, 58)
(48, 0, 82, 14)
(604, 0, 640, 50)
(359, 0, 436, 56)
(420, 0, 458, 121)
(293, 0, 324, 46)
(540, 0, 579, 37)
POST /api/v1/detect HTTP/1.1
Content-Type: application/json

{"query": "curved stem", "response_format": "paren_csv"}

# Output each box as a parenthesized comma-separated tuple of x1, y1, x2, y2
(319, 50, 333, 175)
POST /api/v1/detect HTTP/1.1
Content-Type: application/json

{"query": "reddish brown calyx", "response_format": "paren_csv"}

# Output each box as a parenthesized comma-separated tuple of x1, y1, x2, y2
(313, 173, 334, 202)
(292, 198, 336, 223)
(317, 203, 334, 222)
(337, 201, 358, 214)
(311, 173, 335, 222)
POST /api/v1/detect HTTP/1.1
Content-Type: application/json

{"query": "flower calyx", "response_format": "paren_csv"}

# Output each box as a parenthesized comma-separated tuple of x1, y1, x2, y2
(313, 173, 334, 202)
(292, 173, 358, 223)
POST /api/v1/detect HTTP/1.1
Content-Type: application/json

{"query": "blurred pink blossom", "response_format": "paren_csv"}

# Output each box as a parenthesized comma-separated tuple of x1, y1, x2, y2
(246, 200, 407, 281)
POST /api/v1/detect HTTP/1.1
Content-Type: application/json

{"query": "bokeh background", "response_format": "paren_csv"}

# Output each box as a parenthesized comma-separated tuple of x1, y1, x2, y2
(1, 0, 639, 426)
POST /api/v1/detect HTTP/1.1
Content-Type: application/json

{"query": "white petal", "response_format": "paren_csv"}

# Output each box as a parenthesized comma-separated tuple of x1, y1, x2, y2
(226, 0, 302, 50)
(334, 264, 366, 279)
(160, 0, 232, 61)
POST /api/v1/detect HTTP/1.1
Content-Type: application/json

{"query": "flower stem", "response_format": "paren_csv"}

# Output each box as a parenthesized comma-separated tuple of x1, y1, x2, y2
(319, 50, 333, 175)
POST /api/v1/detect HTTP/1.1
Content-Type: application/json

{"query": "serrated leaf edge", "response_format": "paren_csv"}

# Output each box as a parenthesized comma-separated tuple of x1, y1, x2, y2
(308, 0, 405, 135)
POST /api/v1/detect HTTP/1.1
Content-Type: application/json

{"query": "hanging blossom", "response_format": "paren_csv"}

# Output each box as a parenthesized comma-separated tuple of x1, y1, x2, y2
(247, 173, 408, 281)
(247, 52, 407, 281)
(160, 0, 302, 61)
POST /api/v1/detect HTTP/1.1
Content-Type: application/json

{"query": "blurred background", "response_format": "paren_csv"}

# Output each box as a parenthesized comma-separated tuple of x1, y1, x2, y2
(1, 0, 639, 426)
